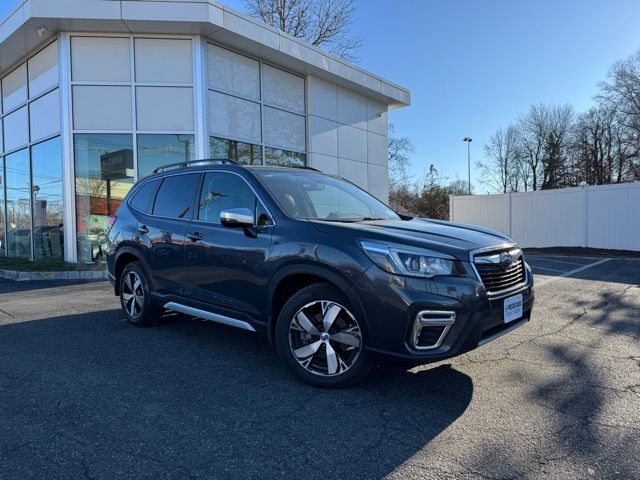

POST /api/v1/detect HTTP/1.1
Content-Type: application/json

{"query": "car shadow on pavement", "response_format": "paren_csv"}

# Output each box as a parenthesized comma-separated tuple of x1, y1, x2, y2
(0, 309, 473, 479)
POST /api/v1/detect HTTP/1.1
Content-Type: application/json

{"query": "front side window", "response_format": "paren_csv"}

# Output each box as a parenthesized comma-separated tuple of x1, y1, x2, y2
(152, 174, 199, 219)
(256, 171, 399, 222)
(198, 172, 270, 226)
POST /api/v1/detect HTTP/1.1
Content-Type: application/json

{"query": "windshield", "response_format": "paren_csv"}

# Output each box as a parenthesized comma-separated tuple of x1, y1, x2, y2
(254, 170, 400, 222)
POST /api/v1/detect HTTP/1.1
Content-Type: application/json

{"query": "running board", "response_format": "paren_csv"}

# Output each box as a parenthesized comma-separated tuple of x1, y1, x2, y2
(163, 302, 256, 332)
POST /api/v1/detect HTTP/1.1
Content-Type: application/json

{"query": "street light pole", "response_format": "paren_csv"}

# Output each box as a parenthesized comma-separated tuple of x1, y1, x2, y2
(463, 137, 472, 194)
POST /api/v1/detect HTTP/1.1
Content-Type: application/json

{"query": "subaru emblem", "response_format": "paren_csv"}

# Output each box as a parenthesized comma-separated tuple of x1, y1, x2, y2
(499, 252, 514, 269)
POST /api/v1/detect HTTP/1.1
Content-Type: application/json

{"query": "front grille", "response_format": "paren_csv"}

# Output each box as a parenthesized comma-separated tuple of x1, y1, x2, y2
(474, 250, 526, 294)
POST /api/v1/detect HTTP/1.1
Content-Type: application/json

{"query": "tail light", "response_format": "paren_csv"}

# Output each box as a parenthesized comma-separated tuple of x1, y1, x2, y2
(107, 214, 117, 230)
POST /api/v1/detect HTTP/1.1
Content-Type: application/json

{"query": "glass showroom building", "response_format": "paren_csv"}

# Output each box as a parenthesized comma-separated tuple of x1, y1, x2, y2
(0, 0, 409, 263)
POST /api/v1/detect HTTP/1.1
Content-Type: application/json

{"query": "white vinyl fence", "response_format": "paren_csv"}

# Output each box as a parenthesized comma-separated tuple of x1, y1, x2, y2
(449, 182, 640, 251)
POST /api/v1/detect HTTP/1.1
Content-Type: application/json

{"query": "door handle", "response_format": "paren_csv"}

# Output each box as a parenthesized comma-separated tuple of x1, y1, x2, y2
(187, 232, 203, 242)
(137, 225, 149, 235)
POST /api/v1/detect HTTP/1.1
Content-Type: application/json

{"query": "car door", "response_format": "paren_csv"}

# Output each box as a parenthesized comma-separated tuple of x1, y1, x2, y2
(138, 172, 201, 295)
(183, 171, 275, 319)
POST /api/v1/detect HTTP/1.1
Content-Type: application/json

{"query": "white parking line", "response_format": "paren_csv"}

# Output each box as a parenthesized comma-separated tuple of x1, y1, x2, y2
(531, 265, 566, 273)
(535, 258, 612, 287)
(528, 257, 587, 266)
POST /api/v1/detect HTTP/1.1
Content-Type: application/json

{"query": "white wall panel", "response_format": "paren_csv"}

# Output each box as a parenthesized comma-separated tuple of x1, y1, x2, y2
(135, 38, 192, 83)
(3, 106, 29, 150)
(309, 116, 337, 156)
(28, 41, 58, 98)
(309, 153, 339, 175)
(71, 37, 131, 82)
(337, 86, 367, 130)
(136, 86, 194, 131)
(29, 89, 60, 141)
(73, 85, 132, 130)
(367, 132, 387, 166)
(2, 63, 28, 112)
(367, 163, 389, 201)
(338, 157, 367, 189)
(367, 99, 388, 136)
(308, 76, 337, 121)
(337, 124, 366, 162)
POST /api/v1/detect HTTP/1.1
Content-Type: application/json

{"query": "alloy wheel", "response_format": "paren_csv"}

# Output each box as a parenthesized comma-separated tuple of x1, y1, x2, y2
(288, 300, 362, 377)
(122, 271, 144, 319)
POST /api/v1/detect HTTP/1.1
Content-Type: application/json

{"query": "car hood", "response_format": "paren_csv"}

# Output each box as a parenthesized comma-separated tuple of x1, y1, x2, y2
(311, 218, 514, 260)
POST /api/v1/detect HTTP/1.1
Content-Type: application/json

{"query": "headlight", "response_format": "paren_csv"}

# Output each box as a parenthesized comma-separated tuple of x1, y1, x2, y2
(359, 240, 458, 278)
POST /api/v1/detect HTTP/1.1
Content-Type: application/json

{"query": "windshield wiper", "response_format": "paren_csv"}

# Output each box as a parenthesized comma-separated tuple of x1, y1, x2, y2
(357, 217, 388, 221)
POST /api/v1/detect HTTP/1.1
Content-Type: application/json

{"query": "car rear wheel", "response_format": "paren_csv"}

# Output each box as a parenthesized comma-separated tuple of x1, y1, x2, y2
(119, 261, 160, 326)
(275, 283, 371, 387)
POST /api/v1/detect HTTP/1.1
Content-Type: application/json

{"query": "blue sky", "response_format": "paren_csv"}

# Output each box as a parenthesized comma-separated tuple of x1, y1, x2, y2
(3, 0, 639, 189)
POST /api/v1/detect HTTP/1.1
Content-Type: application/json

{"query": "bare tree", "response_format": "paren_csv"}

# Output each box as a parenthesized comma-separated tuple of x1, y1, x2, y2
(599, 47, 640, 180)
(242, 0, 362, 61)
(478, 125, 518, 193)
(387, 123, 414, 192)
(541, 104, 574, 189)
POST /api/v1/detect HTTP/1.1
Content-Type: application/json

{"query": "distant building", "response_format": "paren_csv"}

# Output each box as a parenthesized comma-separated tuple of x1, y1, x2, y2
(0, 0, 410, 263)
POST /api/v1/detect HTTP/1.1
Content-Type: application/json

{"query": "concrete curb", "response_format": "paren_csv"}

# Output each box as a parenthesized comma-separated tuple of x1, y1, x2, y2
(0, 269, 108, 282)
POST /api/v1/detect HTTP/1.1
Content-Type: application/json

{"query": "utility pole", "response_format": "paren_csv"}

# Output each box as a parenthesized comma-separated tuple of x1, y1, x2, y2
(463, 137, 472, 194)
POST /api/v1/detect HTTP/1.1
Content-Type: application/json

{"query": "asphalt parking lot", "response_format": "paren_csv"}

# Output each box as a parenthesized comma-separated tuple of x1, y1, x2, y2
(0, 254, 638, 479)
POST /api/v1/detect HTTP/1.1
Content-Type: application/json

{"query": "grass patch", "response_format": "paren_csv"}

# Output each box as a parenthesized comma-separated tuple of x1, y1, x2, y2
(0, 256, 106, 272)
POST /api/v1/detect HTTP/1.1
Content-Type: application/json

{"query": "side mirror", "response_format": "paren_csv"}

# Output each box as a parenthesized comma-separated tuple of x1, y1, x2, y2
(220, 208, 254, 228)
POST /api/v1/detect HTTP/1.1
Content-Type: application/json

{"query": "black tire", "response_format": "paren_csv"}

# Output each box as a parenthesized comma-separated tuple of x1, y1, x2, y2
(119, 261, 161, 327)
(275, 283, 371, 387)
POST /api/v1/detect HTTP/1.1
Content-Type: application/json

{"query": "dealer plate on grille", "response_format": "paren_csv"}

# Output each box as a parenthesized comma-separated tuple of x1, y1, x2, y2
(503, 294, 523, 324)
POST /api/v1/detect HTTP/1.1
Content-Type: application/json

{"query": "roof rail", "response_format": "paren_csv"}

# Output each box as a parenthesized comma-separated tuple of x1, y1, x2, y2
(152, 158, 239, 174)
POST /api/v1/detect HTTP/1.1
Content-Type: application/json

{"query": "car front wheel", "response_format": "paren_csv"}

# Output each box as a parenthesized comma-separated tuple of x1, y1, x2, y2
(275, 283, 371, 387)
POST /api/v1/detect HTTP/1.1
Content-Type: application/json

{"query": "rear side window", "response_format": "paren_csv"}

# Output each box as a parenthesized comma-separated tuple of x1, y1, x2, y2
(152, 173, 200, 219)
(129, 179, 160, 213)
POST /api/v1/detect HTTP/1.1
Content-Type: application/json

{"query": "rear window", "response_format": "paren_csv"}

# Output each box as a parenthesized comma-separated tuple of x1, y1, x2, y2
(129, 179, 159, 213)
(152, 173, 200, 219)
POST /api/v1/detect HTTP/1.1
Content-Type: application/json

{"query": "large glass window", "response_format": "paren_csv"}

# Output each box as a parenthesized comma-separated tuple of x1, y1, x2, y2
(0, 158, 5, 257)
(207, 44, 306, 166)
(0, 40, 60, 260)
(5, 149, 31, 258)
(74, 134, 134, 263)
(210, 137, 262, 166)
(32, 137, 64, 260)
(137, 134, 195, 179)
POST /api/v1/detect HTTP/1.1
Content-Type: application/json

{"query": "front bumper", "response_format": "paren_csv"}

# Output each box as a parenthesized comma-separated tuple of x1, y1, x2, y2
(352, 263, 535, 365)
